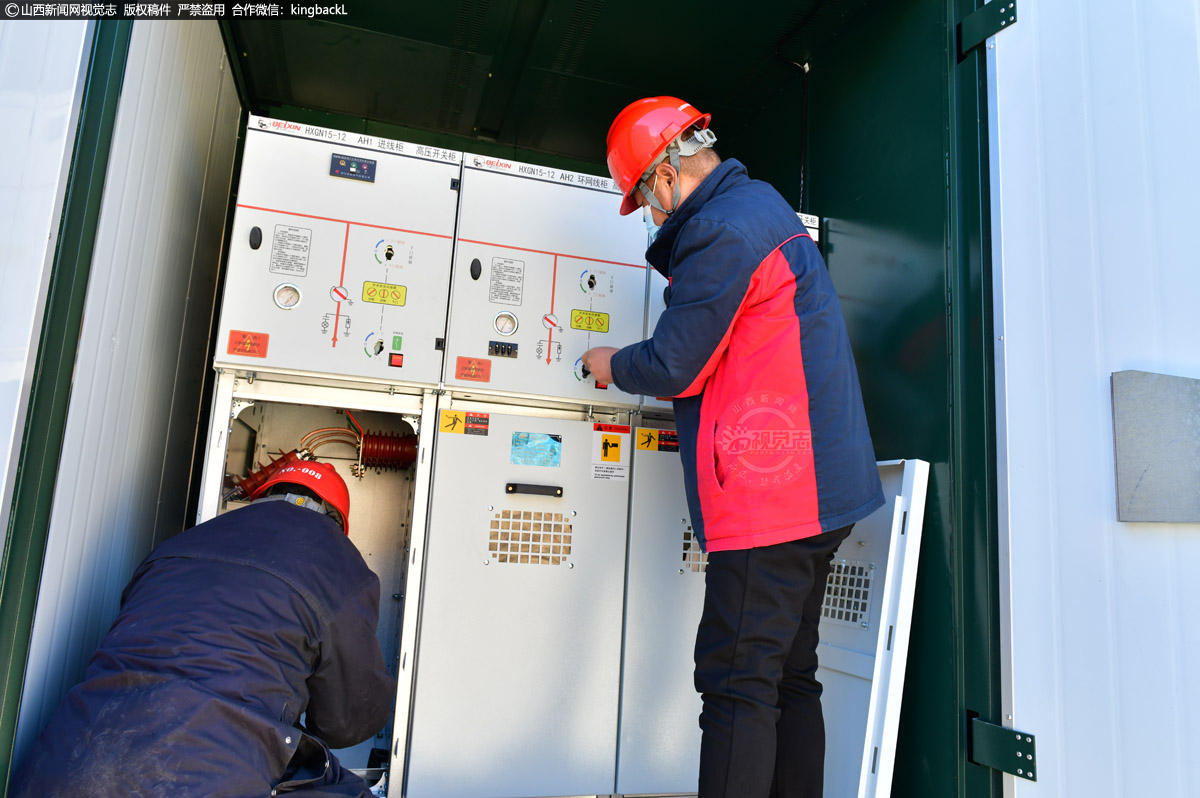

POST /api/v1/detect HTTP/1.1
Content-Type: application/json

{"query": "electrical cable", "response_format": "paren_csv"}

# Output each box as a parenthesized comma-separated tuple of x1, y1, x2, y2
(301, 427, 360, 449)
(773, 2, 824, 212)
(308, 439, 360, 455)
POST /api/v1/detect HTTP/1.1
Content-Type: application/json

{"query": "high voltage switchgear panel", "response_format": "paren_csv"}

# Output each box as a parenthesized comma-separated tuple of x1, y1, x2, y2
(201, 115, 921, 798)
(214, 116, 461, 386)
(403, 408, 632, 797)
(215, 118, 651, 408)
(443, 154, 649, 408)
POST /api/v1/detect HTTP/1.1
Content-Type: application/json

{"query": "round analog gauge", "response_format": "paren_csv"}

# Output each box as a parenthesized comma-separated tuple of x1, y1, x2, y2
(273, 283, 301, 310)
(493, 311, 519, 336)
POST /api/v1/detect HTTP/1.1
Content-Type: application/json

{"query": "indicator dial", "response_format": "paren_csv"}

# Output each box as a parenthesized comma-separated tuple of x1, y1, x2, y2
(273, 283, 301, 310)
(493, 311, 519, 336)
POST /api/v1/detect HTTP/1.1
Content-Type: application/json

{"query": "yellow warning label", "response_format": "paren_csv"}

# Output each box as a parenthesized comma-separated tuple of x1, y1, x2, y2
(601, 434, 622, 462)
(363, 281, 407, 307)
(570, 308, 610, 333)
(636, 429, 659, 450)
(441, 410, 466, 434)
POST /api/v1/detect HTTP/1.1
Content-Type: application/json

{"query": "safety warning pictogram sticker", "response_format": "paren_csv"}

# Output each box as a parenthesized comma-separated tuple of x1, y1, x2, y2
(591, 423, 630, 480)
(635, 428, 679, 452)
(441, 410, 489, 436)
(227, 330, 269, 358)
(456, 356, 492, 383)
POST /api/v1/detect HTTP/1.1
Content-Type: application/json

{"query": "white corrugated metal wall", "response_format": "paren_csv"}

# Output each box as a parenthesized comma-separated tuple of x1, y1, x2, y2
(0, 21, 91, 550)
(12, 21, 241, 765)
(990, 1, 1200, 796)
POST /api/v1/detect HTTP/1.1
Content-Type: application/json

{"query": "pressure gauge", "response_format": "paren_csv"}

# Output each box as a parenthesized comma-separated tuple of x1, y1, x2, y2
(273, 283, 301, 310)
(493, 311, 518, 336)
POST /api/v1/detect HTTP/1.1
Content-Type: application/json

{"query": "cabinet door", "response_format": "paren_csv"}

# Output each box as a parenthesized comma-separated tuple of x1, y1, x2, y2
(617, 428, 704, 795)
(617, 456, 929, 798)
(406, 411, 632, 798)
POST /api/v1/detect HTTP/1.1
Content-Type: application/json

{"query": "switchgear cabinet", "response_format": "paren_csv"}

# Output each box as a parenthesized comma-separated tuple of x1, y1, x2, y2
(443, 154, 649, 409)
(215, 117, 461, 387)
(200, 115, 925, 798)
(403, 406, 633, 797)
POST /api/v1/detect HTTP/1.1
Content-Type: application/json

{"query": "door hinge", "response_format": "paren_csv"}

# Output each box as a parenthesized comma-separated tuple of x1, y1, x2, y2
(969, 717, 1037, 781)
(958, 0, 1018, 58)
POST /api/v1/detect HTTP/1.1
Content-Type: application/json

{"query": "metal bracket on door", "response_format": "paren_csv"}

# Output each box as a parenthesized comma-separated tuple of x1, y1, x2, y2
(968, 717, 1037, 781)
(959, 0, 1017, 58)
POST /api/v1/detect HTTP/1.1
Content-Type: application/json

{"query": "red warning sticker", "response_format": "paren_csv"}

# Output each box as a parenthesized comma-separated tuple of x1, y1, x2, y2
(456, 356, 492, 382)
(593, 423, 631, 434)
(635, 429, 680, 452)
(656, 430, 680, 452)
(227, 330, 269, 358)
(464, 413, 490, 435)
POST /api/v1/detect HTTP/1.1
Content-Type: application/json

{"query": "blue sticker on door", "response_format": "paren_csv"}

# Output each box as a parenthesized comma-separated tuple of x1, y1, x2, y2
(511, 432, 563, 467)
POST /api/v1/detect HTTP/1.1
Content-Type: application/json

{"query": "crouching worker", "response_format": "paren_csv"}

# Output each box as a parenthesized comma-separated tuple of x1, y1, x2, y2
(11, 461, 395, 797)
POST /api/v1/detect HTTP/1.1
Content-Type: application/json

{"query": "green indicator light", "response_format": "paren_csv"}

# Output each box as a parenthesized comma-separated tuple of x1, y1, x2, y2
(392, 335, 403, 351)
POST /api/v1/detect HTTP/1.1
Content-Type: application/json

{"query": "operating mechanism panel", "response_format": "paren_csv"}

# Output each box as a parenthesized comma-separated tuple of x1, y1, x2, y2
(443, 154, 648, 408)
(406, 408, 632, 796)
(214, 116, 461, 386)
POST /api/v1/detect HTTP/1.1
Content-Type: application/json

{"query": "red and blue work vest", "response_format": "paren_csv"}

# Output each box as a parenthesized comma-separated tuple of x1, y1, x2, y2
(611, 159, 884, 551)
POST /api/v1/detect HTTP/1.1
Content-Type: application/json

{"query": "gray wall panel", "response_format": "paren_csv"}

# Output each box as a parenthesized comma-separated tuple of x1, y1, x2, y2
(0, 21, 91, 550)
(990, 0, 1200, 794)
(13, 20, 241, 765)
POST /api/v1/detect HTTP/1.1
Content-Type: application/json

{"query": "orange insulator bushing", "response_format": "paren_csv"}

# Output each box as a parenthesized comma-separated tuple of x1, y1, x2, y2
(234, 449, 304, 498)
(360, 431, 417, 470)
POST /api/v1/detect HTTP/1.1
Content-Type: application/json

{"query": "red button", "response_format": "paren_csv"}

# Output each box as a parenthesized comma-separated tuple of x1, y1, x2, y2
(389, 353, 404, 367)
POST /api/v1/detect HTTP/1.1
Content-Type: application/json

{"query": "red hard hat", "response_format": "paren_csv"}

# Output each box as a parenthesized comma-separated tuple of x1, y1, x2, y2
(248, 460, 351, 534)
(606, 96, 711, 216)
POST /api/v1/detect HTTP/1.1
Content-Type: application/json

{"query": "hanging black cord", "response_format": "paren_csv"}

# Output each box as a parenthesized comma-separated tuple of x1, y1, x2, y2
(800, 62, 810, 211)
(775, 3, 824, 212)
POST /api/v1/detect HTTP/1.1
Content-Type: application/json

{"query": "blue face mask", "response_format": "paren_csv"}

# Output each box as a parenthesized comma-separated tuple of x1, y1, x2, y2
(643, 173, 662, 243)
(644, 204, 661, 244)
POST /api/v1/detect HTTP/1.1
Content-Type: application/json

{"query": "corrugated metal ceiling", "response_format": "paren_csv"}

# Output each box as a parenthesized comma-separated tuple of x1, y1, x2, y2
(224, 0, 868, 164)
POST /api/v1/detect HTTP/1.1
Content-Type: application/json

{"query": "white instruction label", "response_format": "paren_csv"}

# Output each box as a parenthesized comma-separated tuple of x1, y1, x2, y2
(270, 225, 312, 276)
(797, 212, 820, 243)
(489, 257, 525, 306)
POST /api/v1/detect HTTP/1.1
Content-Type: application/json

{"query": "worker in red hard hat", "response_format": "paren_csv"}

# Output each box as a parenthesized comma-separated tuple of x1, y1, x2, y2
(12, 459, 394, 798)
(584, 97, 884, 798)
(250, 460, 353, 535)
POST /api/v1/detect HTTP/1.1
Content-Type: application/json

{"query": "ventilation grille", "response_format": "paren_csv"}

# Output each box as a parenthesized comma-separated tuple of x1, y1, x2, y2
(822, 560, 874, 627)
(681, 527, 707, 573)
(489, 510, 572, 565)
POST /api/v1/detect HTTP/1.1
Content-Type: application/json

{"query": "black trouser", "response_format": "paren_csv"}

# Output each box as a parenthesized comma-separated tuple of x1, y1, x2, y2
(277, 734, 374, 797)
(694, 525, 853, 798)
